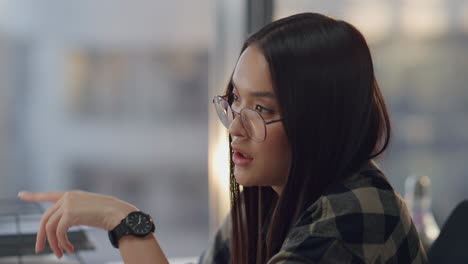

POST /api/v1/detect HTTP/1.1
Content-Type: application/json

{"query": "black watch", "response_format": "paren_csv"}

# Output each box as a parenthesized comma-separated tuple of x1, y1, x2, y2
(108, 211, 156, 248)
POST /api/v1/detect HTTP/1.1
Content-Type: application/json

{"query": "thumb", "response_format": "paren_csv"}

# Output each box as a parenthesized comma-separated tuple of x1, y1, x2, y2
(18, 191, 65, 202)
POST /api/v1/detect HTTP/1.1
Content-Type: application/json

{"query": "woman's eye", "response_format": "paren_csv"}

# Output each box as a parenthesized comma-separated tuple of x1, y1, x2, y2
(230, 94, 241, 110)
(255, 104, 274, 114)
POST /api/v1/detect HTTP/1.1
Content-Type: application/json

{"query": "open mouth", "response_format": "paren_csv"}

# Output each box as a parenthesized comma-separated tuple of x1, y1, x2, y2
(233, 151, 253, 166)
(238, 151, 252, 159)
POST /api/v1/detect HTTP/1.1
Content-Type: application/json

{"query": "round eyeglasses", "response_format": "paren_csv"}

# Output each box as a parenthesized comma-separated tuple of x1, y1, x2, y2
(212, 95, 282, 143)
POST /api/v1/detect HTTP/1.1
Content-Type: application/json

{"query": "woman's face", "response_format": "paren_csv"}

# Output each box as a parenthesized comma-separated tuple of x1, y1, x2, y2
(229, 44, 291, 195)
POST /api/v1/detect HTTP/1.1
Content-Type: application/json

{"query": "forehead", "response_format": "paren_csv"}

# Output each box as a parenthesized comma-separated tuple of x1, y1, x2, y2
(232, 45, 273, 94)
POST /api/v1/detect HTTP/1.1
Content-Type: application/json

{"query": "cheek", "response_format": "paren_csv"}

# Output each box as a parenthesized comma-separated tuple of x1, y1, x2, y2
(256, 126, 291, 185)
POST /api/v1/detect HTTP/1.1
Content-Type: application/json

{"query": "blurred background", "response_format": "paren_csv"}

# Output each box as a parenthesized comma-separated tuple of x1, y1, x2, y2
(0, 0, 467, 262)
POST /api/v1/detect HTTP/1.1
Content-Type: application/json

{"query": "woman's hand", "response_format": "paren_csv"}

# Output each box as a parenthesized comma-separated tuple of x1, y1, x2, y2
(18, 190, 138, 259)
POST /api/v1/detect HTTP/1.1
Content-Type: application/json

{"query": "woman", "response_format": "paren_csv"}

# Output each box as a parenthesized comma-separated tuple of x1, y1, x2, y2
(19, 13, 427, 263)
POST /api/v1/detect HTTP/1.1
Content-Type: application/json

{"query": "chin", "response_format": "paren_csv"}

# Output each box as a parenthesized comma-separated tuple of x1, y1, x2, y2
(233, 168, 256, 187)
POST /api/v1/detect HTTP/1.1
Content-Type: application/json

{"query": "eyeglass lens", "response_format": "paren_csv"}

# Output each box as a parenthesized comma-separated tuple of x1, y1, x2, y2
(213, 97, 266, 142)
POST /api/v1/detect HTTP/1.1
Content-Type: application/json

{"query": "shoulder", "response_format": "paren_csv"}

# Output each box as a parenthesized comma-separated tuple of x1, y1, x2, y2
(271, 161, 427, 263)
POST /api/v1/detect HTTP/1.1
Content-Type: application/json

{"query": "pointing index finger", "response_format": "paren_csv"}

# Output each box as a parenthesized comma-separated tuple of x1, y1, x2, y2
(18, 191, 65, 202)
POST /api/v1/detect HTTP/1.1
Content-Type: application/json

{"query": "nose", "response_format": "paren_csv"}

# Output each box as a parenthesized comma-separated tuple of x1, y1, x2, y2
(228, 111, 248, 139)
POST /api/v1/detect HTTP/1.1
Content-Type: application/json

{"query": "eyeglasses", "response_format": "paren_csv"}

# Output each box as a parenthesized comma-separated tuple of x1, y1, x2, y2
(212, 95, 282, 143)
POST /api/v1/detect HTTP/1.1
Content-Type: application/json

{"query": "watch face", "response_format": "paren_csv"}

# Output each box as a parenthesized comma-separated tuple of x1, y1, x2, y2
(126, 212, 154, 236)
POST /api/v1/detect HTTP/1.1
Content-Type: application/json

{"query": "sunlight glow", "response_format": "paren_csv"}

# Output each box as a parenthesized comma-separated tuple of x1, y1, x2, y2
(345, 1, 392, 43)
(400, 0, 448, 38)
(208, 125, 230, 229)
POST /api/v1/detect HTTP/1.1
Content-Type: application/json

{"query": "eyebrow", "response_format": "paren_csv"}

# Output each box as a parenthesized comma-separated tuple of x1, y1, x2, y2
(231, 80, 276, 99)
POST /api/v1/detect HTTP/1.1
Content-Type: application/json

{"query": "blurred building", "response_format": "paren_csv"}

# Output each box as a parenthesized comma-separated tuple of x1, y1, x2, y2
(0, 0, 212, 261)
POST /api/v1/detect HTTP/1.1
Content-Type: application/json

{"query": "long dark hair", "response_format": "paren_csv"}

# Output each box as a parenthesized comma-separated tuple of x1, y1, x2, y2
(226, 13, 391, 263)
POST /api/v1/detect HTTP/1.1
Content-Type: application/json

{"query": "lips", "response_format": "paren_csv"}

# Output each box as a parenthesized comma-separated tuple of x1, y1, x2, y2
(232, 151, 253, 167)
(231, 144, 253, 167)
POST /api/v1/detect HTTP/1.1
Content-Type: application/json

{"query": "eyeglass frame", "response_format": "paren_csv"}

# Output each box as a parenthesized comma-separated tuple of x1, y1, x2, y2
(212, 95, 283, 142)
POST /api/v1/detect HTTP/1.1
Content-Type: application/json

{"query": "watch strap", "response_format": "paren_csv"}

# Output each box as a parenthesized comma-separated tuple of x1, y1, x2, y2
(108, 219, 130, 248)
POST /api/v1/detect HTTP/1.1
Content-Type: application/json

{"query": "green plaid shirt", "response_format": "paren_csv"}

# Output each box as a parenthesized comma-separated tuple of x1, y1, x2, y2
(199, 161, 428, 263)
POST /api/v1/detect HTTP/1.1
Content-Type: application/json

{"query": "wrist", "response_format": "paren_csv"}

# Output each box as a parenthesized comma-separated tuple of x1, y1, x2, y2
(104, 198, 139, 231)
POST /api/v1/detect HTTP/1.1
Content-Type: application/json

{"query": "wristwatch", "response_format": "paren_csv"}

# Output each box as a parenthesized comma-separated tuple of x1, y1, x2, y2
(108, 211, 156, 248)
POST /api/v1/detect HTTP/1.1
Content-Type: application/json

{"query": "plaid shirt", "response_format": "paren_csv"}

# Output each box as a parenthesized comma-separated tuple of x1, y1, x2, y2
(199, 161, 428, 263)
